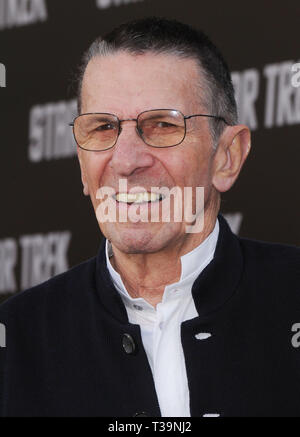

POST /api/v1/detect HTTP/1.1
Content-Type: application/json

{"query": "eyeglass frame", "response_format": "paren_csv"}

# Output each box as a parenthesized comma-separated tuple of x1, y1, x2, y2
(69, 109, 230, 152)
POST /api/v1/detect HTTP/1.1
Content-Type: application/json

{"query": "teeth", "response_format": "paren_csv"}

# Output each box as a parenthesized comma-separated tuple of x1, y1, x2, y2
(115, 192, 162, 203)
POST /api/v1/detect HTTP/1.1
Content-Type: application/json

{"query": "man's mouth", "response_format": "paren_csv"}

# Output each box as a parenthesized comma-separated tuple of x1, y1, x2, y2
(113, 192, 165, 204)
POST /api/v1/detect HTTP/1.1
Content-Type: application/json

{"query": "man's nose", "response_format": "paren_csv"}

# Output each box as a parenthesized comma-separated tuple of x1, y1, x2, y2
(109, 121, 155, 177)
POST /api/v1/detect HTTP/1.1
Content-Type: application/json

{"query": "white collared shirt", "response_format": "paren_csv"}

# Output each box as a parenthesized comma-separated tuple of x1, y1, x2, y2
(105, 219, 219, 417)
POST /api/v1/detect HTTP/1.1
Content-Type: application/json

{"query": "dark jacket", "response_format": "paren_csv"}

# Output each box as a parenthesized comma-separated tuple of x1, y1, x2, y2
(0, 215, 299, 417)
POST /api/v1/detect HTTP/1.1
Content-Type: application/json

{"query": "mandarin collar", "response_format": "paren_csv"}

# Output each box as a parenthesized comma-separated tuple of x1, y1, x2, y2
(95, 214, 243, 323)
(105, 219, 219, 307)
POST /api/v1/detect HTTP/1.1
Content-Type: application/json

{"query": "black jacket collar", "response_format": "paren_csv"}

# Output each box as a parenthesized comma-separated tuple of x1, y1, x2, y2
(95, 214, 244, 323)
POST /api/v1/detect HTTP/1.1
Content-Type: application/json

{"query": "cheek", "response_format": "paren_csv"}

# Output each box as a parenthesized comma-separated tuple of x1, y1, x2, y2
(83, 155, 109, 195)
(178, 147, 213, 188)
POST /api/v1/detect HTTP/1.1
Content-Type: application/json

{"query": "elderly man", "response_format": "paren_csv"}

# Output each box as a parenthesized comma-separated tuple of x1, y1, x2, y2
(0, 17, 299, 418)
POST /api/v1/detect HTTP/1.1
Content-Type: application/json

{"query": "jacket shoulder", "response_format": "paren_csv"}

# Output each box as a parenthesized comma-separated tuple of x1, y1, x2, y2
(239, 236, 300, 261)
(238, 236, 300, 281)
(0, 255, 97, 317)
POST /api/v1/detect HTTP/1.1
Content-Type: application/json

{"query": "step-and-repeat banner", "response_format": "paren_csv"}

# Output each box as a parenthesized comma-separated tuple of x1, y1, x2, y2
(0, 0, 299, 303)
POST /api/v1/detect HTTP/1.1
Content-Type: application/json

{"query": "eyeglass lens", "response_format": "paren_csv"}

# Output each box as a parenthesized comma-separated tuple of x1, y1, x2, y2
(73, 109, 186, 150)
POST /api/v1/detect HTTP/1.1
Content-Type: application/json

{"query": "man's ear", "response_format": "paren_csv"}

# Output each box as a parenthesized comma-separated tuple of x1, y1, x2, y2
(77, 149, 90, 196)
(212, 125, 251, 193)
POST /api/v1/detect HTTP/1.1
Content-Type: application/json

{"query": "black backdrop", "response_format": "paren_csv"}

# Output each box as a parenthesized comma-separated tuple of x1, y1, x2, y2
(0, 0, 299, 303)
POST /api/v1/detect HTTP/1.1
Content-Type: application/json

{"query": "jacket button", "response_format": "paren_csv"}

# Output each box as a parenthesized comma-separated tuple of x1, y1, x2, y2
(122, 333, 136, 354)
(134, 412, 148, 417)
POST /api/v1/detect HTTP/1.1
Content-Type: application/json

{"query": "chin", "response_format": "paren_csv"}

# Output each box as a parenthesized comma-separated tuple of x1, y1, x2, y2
(102, 222, 181, 254)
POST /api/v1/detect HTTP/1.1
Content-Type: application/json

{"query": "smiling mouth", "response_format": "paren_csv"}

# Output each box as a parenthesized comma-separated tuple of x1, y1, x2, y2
(113, 192, 165, 204)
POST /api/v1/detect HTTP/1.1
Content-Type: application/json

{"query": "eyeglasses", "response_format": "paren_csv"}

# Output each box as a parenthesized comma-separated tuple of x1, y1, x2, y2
(70, 109, 229, 151)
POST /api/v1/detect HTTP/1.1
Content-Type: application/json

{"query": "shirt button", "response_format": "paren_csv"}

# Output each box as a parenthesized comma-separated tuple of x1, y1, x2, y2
(159, 322, 164, 330)
(133, 304, 143, 311)
(122, 333, 136, 354)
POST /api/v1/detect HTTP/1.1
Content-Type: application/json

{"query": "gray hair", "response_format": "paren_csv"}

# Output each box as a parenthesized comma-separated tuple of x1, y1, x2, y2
(76, 17, 238, 149)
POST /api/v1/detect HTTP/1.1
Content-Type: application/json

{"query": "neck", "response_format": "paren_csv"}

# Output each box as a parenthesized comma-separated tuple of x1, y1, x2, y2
(110, 205, 219, 307)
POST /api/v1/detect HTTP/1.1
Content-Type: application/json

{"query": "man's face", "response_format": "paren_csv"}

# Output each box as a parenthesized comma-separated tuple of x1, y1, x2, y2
(79, 52, 218, 254)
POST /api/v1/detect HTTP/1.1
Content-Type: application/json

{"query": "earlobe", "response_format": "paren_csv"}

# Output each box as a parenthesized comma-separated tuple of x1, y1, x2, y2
(77, 150, 90, 196)
(83, 184, 90, 196)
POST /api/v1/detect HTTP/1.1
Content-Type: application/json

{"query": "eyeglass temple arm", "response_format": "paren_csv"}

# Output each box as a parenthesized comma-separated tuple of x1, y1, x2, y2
(185, 114, 230, 125)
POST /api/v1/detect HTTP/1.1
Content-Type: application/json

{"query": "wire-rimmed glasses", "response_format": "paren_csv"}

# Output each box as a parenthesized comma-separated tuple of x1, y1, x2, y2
(70, 109, 229, 151)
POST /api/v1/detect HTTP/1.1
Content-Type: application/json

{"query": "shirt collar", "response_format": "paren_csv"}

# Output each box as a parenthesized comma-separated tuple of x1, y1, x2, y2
(105, 219, 219, 305)
(95, 214, 244, 323)
(178, 218, 219, 280)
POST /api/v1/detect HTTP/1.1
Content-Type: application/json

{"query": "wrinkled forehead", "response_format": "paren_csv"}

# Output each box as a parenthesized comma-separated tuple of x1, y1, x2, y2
(80, 52, 207, 116)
